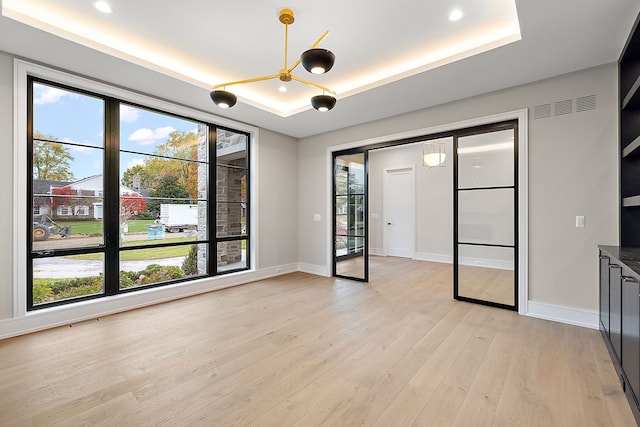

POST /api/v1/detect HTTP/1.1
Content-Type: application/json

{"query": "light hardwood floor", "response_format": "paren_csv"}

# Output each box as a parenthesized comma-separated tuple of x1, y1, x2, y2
(0, 256, 635, 426)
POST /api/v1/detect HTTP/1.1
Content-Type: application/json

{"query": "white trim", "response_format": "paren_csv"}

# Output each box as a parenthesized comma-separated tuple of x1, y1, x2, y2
(326, 109, 529, 314)
(13, 59, 260, 328)
(0, 263, 297, 340)
(369, 247, 384, 256)
(415, 252, 453, 264)
(298, 263, 330, 277)
(383, 166, 416, 258)
(527, 301, 599, 330)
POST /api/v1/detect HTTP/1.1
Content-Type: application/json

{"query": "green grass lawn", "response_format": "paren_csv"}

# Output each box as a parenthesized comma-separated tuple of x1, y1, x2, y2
(54, 219, 155, 235)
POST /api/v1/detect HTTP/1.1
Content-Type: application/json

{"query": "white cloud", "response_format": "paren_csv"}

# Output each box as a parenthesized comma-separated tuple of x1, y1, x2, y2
(127, 158, 146, 169)
(61, 137, 96, 152)
(34, 86, 70, 105)
(128, 126, 175, 145)
(120, 105, 140, 123)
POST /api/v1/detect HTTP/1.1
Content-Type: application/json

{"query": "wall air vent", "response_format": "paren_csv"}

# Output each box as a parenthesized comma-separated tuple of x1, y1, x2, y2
(576, 94, 596, 112)
(554, 99, 573, 116)
(534, 104, 551, 119)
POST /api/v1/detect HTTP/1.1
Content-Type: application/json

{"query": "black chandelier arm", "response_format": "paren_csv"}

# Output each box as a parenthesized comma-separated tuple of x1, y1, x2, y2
(290, 74, 336, 95)
(212, 74, 280, 90)
(288, 30, 331, 73)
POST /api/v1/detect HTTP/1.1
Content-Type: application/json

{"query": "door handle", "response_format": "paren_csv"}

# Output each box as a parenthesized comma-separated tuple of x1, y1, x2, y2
(622, 276, 639, 283)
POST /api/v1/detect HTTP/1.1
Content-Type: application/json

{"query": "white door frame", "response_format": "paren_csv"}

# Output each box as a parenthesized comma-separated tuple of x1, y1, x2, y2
(383, 165, 416, 258)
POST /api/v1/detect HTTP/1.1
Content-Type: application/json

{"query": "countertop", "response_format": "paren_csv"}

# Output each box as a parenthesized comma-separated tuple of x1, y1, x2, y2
(599, 245, 640, 279)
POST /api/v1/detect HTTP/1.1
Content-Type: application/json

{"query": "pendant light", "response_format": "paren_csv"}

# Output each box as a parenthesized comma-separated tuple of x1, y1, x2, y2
(209, 9, 337, 112)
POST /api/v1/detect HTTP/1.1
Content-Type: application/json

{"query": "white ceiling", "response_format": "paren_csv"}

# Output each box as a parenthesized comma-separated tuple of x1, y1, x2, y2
(1, 0, 639, 138)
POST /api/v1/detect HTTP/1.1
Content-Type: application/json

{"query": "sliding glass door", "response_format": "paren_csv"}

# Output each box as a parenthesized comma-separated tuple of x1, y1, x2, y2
(333, 150, 368, 282)
(454, 122, 518, 310)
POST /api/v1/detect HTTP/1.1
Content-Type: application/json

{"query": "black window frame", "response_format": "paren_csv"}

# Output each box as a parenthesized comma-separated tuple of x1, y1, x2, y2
(27, 76, 251, 311)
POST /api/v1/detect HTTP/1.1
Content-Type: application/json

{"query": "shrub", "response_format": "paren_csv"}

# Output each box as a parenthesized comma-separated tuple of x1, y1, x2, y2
(182, 245, 199, 276)
(33, 281, 52, 304)
(55, 283, 102, 300)
(119, 264, 186, 288)
(50, 276, 102, 295)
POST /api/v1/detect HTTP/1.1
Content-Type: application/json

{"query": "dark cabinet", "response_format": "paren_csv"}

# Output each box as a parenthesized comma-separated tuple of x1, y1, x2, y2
(622, 272, 640, 403)
(599, 246, 640, 424)
(610, 263, 623, 361)
(600, 254, 611, 334)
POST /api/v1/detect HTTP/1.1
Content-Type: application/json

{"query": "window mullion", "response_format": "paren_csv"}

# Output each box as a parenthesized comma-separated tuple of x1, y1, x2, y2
(103, 99, 120, 295)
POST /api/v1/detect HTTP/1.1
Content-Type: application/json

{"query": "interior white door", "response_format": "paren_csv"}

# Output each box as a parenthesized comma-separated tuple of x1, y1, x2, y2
(385, 167, 415, 258)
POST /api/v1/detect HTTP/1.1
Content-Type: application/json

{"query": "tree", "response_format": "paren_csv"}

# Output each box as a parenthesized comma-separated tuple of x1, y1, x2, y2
(50, 186, 97, 218)
(33, 132, 75, 181)
(147, 174, 191, 215)
(121, 192, 147, 221)
(121, 130, 199, 209)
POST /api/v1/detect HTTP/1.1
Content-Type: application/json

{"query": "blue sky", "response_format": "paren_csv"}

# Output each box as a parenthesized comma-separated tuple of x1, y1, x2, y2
(33, 82, 199, 181)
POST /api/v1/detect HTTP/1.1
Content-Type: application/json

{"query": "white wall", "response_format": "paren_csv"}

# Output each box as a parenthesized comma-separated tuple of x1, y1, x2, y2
(298, 63, 619, 318)
(368, 141, 454, 261)
(0, 51, 299, 335)
(0, 52, 14, 320)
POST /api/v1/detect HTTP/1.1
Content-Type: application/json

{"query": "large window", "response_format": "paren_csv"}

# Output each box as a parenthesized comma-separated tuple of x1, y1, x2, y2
(27, 78, 251, 310)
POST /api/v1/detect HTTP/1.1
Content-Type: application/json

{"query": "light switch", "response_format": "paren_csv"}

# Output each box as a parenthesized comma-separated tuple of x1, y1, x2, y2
(313, 214, 321, 222)
(576, 215, 585, 228)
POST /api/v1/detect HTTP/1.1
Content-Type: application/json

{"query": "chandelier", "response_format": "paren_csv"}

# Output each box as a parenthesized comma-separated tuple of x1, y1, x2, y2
(209, 9, 337, 112)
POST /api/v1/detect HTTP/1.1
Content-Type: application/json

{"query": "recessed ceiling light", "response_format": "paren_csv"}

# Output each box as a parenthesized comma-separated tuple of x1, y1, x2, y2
(94, 1, 113, 14)
(449, 8, 463, 21)
(278, 86, 288, 93)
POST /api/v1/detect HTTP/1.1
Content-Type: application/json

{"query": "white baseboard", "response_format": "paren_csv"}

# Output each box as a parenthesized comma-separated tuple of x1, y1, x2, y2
(297, 263, 330, 277)
(0, 263, 298, 340)
(369, 247, 384, 256)
(415, 252, 453, 264)
(526, 301, 599, 329)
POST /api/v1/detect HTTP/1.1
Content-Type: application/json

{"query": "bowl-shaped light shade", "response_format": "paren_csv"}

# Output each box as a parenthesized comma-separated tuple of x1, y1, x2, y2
(210, 90, 237, 108)
(311, 94, 336, 112)
(301, 48, 335, 74)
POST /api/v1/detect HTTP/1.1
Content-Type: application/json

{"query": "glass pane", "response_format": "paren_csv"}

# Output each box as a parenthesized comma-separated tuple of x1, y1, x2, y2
(119, 245, 201, 289)
(216, 165, 247, 203)
(349, 195, 365, 236)
(334, 152, 366, 281)
(119, 104, 203, 160)
(33, 82, 104, 149)
(217, 129, 247, 164)
(335, 161, 348, 195)
(32, 255, 104, 305)
(336, 196, 348, 230)
(336, 251, 365, 277)
(217, 240, 247, 272)
(216, 202, 246, 238)
(119, 202, 202, 247)
(458, 129, 514, 189)
(32, 141, 105, 250)
(457, 245, 514, 306)
(120, 152, 204, 204)
(458, 188, 514, 246)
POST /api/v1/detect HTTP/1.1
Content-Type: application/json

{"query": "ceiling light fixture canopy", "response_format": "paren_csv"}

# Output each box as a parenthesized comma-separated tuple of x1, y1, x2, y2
(210, 9, 337, 112)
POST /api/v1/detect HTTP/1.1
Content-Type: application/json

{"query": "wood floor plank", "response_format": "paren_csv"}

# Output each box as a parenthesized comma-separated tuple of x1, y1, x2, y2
(0, 256, 636, 426)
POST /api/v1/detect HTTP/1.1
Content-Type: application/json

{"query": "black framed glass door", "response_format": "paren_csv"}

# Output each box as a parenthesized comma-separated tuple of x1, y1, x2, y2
(454, 122, 518, 310)
(333, 150, 368, 282)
